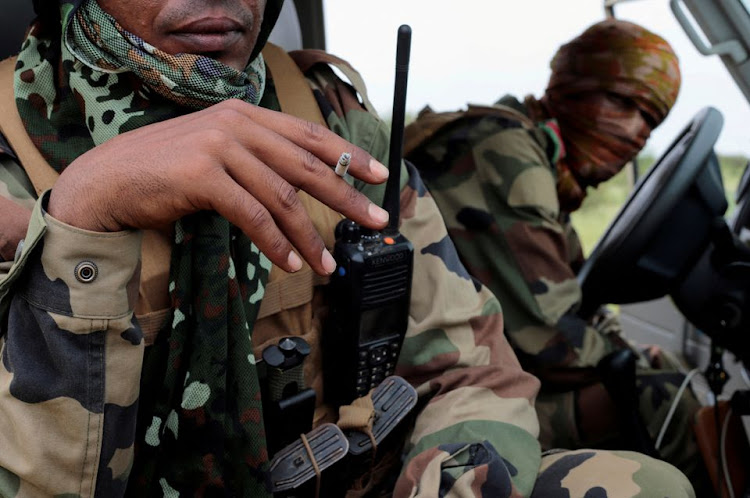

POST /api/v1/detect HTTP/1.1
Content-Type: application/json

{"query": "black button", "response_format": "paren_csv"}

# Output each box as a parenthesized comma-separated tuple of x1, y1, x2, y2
(369, 346, 388, 365)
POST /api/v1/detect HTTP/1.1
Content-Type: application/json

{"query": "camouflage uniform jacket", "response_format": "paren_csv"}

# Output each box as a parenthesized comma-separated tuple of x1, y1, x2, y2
(0, 62, 543, 496)
(406, 95, 622, 379)
(405, 97, 708, 494)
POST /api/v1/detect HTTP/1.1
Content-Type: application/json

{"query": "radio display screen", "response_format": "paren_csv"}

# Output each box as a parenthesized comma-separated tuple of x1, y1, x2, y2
(359, 302, 406, 343)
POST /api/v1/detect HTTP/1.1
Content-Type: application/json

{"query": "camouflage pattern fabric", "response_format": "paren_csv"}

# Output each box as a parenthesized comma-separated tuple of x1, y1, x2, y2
(0, 5, 695, 498)
(532, 449, 695, 497)
(68, 0, 266, 110)
(405, 97, 708, 494)
(0, 139, 33, 275)
(15, 0, 265, 171)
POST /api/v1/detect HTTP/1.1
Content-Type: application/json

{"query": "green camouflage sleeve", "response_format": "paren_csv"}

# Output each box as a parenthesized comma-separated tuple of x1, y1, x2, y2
(408, 112, 707, 493)
(305, 63, 543, 497)
(413, 123, 620, 373)
(0, 190, 145, 497)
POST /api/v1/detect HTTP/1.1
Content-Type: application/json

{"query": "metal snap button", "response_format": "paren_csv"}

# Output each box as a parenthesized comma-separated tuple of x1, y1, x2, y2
(74, 261, 98, 283)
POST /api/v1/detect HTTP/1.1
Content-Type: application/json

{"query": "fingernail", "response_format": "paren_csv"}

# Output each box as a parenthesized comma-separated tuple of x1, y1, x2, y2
(322, 249, 337, 274)
(287, 251, 303, 272)
(368, 203, 390, 225)
(370, 159, 390, 180)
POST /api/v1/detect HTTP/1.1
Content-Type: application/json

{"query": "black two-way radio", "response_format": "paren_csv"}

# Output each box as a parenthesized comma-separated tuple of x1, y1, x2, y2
(324, 25, 414, 406)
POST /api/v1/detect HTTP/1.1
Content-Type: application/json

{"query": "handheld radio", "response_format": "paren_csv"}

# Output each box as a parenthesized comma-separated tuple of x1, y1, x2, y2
(324, 25, 414, 406)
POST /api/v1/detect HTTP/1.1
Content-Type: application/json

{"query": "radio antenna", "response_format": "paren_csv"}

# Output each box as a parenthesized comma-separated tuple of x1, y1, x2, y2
(383, 24, 412, 234)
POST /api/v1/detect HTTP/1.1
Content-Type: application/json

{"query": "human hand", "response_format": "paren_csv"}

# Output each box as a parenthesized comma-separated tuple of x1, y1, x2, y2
(48, 99, 390, 275)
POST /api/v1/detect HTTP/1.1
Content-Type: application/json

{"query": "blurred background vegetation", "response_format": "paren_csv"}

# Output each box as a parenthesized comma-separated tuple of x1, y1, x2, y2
(571, 153, 749, 256)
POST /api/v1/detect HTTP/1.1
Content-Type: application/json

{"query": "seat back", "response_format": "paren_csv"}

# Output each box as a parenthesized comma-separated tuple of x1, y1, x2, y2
(0, 0, 35, 60)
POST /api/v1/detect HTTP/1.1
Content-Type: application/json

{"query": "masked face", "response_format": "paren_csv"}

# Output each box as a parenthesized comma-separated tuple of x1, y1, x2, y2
(97, 0, 268, 70)
(562, 91, 651, 187)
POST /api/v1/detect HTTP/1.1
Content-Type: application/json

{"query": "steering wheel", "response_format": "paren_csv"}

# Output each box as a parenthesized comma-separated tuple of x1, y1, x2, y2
(577, 107, 726, 318)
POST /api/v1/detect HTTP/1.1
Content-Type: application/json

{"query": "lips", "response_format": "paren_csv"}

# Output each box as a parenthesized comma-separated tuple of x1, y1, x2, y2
(169, 17, 244, 54)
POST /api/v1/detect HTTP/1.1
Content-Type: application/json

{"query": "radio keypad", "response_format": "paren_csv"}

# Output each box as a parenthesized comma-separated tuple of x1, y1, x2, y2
(356, 341, 401, 396)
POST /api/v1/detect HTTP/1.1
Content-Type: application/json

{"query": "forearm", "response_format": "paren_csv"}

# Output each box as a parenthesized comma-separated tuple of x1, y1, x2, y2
(0, 193, 144, 497)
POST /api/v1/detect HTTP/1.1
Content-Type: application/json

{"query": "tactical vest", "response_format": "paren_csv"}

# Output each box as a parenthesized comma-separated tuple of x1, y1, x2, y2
(0, 43, 371, 427)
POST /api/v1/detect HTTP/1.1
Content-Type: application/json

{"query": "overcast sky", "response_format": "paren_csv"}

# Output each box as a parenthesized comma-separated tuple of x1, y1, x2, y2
(322, 0, 749, 157)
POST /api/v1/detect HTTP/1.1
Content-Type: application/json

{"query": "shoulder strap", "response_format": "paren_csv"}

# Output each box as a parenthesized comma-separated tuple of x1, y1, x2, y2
(262, 43, 327, 127)
(288, 49, 379, 117)
(0, 57, 59, 195)
(403, 103, 536, 157)
(257, 43, 337, 319)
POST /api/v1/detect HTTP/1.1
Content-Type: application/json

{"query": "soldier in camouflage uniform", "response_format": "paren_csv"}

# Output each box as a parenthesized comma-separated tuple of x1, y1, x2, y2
(405, 18, 713, 496)
(0, 2, 695, 497)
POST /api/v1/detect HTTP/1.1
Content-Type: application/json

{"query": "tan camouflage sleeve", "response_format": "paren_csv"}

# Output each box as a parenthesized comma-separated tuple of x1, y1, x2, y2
(0, 191, 144, 497)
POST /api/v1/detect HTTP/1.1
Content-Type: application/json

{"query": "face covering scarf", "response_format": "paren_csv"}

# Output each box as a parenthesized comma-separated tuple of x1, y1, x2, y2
(531, 18, 681, 212)
(14, 0, 279, 495)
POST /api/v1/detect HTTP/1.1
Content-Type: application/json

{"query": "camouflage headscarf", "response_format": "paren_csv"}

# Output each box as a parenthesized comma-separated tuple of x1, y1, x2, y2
(527, 19, 681, 212)
(17, 0, 269, 168)
(14, 0, 283, 495)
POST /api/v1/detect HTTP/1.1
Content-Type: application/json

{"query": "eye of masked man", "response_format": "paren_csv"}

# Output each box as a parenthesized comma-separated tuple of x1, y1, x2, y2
(0, 3, 696, 497)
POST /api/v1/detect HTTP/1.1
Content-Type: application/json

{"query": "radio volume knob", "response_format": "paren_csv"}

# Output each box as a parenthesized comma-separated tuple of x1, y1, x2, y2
(336, 219, 361, 243)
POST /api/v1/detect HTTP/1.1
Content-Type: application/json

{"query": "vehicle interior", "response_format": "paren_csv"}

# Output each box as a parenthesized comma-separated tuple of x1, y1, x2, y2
(1, 0, 749, 495)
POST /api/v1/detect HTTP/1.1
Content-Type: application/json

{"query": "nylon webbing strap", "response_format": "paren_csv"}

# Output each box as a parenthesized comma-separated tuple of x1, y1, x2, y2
(262, 43, 327, 127)
(0, 57, 59, 195)
(257, 43, 338, 319)
(289, 49, 379, 117)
